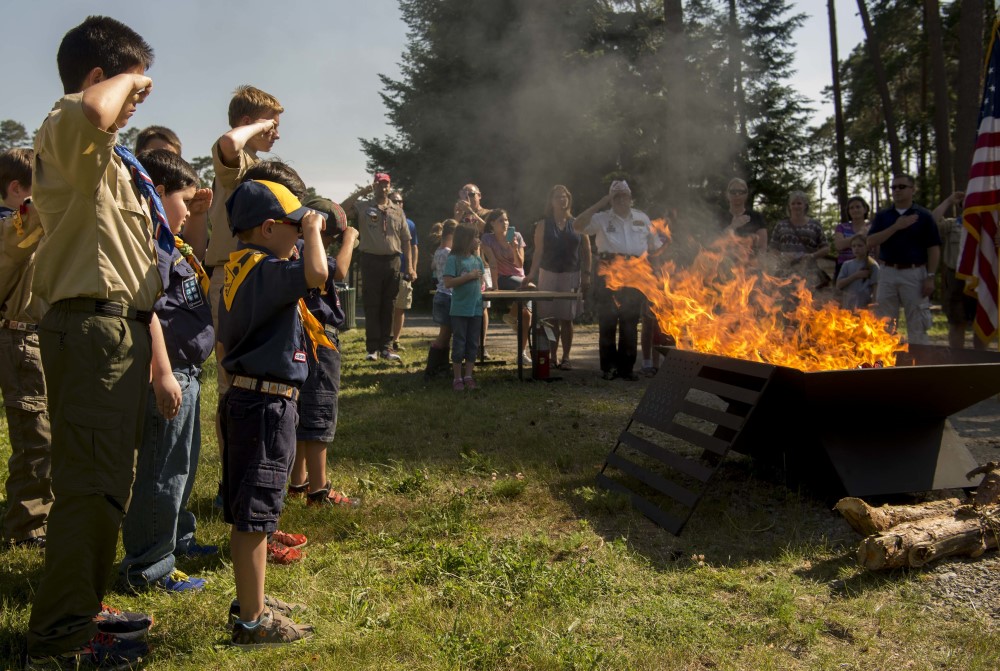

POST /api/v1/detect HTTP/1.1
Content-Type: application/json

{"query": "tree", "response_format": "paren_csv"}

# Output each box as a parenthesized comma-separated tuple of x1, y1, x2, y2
(828, 0, 848, 220)
(923, 0, 953, 198)
(0, 120, 31, 150)
(118, 126, 141, 151)
(857, 0, 903, 176)
(189, 156, 215, 188)
(954, 0, 986, 189)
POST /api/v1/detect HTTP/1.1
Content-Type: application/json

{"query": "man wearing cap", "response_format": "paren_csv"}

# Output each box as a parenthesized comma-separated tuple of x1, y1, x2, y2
(341, 173, 413, 361)
(218, 179, 329, 645)
(866, 173, 941, 345)
(574, 181, 663, 381)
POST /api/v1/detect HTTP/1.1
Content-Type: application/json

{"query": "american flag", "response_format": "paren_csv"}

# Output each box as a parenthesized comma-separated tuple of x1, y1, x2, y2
(958, 19, 1000, 343)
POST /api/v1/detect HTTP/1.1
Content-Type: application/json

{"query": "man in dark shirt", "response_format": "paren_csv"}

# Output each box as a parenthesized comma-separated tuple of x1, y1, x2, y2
(866, 174, 941, 345)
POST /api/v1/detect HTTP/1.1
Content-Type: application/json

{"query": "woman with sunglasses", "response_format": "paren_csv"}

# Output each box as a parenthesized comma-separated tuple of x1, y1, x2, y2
(719, 178, 767, 261)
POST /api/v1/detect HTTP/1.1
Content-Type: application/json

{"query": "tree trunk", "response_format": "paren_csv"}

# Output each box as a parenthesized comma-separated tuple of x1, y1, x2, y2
(924, 0, 954, 201)
(835, 497, 963, 536)
(828, 0, 849, 221)
(857, 0, 903, 176)
(856, 506, 999, 570)
(954, 0, 986, 190)
(662, 0, 685, 206)
(728, 0, 748, 175)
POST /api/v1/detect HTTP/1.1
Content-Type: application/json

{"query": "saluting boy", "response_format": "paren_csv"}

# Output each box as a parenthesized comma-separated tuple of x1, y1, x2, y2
(219, 180, 329, 646)
(27, 16, 181, 668)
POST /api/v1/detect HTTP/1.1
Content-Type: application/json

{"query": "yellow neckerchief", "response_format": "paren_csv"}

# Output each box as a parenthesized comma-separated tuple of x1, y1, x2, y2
(223, 248, 336, 359)
(174, 235, 210, 296)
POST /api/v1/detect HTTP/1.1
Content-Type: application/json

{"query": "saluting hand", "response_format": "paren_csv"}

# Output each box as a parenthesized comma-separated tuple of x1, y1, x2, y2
(301, 210, 326, 234)
(189, 188, 213, 216)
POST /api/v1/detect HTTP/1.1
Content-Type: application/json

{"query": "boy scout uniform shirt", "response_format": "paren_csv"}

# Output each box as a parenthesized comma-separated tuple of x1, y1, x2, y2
(218, 242, 311, 386)
(293, 240, 345, 329)
(0, 205, 43, 324)
(31, 93, 161, 311)
(154, 244, 214, 369)
(354, 199, 410, 255)
(585, 208, 662, 257)
(204, 143, 259, 268)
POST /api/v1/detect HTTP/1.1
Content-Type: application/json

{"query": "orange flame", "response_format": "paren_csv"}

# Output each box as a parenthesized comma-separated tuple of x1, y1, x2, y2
(603, 220, 905, 372)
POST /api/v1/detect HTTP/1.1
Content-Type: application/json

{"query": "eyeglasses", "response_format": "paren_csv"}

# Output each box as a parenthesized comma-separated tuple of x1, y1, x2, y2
(891, 184, 912, 191)
(391, 199, 403, 205)
(466, 191, 481, 197)
(728, 189, 748, 196)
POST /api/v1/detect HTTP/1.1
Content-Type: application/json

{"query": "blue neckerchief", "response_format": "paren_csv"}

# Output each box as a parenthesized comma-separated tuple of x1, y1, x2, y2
(114, 144, 174, 289)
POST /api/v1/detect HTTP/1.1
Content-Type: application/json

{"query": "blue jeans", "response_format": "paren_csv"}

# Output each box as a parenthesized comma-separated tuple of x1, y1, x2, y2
(120, 368, 202, 587)
(451, 315, 482, 363)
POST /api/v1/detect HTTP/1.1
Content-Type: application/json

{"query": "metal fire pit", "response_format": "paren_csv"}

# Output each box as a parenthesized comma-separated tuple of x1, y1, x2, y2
(597, 344, 1000, 535)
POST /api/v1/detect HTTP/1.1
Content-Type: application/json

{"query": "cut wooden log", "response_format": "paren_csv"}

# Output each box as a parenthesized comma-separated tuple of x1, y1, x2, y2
(834, 497, 963, 536)
(856, 506, 1000, 570)
(966, 462, 1000, 508)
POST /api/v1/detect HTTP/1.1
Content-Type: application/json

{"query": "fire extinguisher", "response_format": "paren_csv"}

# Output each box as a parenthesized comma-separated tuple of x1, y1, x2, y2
(532, 322, 551, 380)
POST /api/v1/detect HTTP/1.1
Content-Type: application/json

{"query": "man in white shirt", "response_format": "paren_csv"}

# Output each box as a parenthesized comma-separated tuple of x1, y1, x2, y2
(574, 181, 663, 380)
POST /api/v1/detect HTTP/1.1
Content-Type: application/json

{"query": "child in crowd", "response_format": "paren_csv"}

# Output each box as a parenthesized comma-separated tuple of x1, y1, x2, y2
(218, 179, 329, 646)
(119, 149, 216, 593)
(836, 234, 880, 310)
(443, 223, 485, 391)
(26, 16, 180, 668)
(135, 124, 182, 155)
(424, 219, 458, 378)
(0, 148, 51, 551)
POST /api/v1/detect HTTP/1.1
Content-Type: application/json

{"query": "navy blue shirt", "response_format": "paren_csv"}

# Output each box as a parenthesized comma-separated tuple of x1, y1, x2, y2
(868, 204, 941, 266)
(539, 216, 581, 273)
(155, 245, 214, 370)
(219, 242, 310, 386)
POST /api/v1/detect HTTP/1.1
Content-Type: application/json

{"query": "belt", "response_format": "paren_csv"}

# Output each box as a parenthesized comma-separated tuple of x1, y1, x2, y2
(231, 375, 300, 401)
(599, 253, 639, 260)
(61, 298, 153, 325)
(0, 318, 37, 332)
(884, 262, 923, 270)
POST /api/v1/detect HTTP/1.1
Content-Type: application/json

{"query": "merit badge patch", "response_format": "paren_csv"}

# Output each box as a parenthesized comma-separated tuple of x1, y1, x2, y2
(293, 350, 307, 363)
(182, 276, 204, 308)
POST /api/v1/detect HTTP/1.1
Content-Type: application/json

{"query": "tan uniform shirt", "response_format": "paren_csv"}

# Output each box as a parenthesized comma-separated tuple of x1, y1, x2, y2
(0, 205, 43, 323)
(204, 142, 258, 268)
(31, 93, 160, 312)
(355, 198, 409, 256)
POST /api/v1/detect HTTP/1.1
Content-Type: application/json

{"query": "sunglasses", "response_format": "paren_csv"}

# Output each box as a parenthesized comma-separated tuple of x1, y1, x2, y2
(273, 218, 302, 232)
(392, 199, 403, 204)
(891, 184, 912, 191)
(466, 191, 481, 197)
(728, 189, 748, 195)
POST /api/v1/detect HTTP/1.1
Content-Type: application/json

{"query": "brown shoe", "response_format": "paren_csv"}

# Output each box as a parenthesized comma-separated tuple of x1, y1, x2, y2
(231, 607, 314, 648)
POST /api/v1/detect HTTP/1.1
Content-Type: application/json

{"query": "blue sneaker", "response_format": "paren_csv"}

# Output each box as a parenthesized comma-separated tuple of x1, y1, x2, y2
(178, 541, 219, 558)
(156, 569, 206, 593)
(27, 631, 148, 670)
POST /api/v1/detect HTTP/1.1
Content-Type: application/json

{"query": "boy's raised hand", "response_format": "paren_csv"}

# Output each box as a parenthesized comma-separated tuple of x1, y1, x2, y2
(301, 210, 327, 235)
(189, 188, 213, 215)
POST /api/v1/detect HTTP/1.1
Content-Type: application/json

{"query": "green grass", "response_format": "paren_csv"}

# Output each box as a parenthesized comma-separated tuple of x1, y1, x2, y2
(1, 324, 998, 670)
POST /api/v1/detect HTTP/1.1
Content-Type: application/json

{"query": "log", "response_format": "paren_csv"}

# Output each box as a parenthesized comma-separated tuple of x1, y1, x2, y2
(856, 506, 1000, 570)
(834, 497, 963, 536)
(967, 462, 1000, 508)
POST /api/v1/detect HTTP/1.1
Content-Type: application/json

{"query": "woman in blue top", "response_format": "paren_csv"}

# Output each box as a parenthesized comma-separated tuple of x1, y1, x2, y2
(527, 185, 589, 369)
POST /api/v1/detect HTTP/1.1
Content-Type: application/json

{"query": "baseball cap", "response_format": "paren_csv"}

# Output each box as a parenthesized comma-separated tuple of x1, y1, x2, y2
(303, 196, 347, 232)
(609, 180, 631, 197)
(374, 172, 391, 183)
(226, 180, 317, 234)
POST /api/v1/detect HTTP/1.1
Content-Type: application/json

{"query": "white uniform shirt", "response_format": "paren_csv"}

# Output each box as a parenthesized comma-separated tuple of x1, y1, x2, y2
(584, 208, 662, 256)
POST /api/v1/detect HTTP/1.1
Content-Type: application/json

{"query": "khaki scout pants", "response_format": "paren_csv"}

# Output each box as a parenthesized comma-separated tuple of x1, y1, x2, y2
(27, 302, 151, 655)
(0, 328, 52, 543)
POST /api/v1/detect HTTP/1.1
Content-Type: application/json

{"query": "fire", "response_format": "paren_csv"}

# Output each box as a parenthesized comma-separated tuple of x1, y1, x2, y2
(603, 220, 905, 372)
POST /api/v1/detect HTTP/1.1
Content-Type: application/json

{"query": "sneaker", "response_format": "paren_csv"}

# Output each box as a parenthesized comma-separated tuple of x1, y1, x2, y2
(178, 541, 219, 558)
(381, 349, 402, 362)
(453, 378, 464, 392)
(156, 569, 206, 592)
(95, 603, 153, 640)
(287, 481, 309, 499)
(229, 594, 307, 626)
(462, 376, 477, 390)
(213, 481, 224, 509)
(640, 365, 658, 378)
(271, 530, 307, 549)
(601, 370, 618, 381)
(482, 350, 493, 361)
(267, 541, 303, 565)
(392, 340, 406, 352)
(28, 631, 148, 670)
(520, 352, 531, 366)
(365, 351, 378, 361)
(306, 485, 360, 508)
(231, 607, 314, 648)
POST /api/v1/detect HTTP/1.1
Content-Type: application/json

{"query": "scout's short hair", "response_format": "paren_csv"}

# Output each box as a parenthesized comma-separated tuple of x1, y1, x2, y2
(57, 16, 154, 94)
(135, 125, 182, 155)
(0, 148, 34, 200)
(242, 160, 307, 199)
(228, 85, 284, 128)
(137, 149, 198, 194)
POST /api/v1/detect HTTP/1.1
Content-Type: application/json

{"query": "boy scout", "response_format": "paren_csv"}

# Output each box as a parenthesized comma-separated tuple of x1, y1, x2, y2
(219, 180, 329, 646)
(0, 148, 51, 550)
(119, 149, 215, 593)
(26, 16, 181, 669)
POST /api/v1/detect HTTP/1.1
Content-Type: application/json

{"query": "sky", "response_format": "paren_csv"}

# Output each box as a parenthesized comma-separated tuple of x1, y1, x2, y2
(2, 1, 864, 203)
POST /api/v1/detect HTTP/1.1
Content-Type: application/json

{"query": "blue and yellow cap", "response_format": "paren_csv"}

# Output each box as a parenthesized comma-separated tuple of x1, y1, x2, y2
(226, 179, 320, 234)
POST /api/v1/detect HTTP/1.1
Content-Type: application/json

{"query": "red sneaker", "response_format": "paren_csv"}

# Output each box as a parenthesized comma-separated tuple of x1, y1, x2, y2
(266, 541, 302, 565)
(271, 530, 307, 549)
